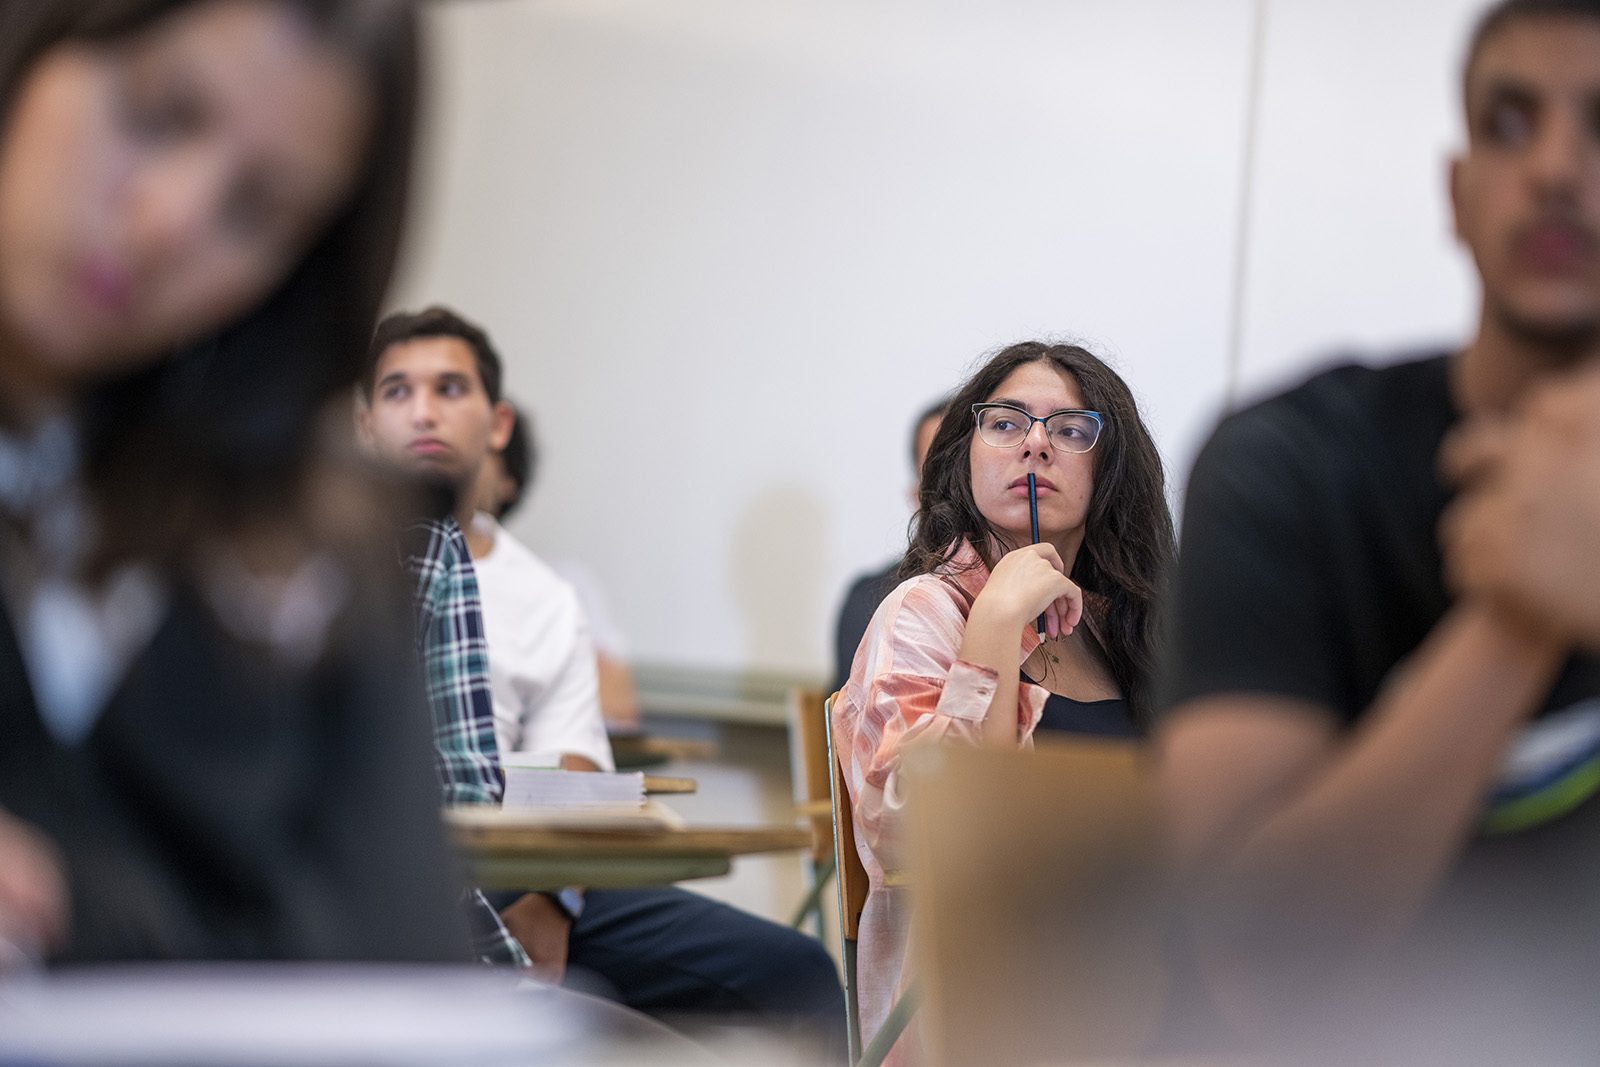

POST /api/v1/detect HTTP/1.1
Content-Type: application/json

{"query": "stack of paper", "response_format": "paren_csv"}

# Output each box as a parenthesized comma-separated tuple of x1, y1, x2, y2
(501, 765, 645, 810)
(448, 798, 685, 833)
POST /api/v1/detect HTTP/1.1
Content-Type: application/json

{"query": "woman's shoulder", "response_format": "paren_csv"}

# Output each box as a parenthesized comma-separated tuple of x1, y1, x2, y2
(853, 570, 976, 675)
(873, 544, 990, 623)
(876, 570, 970, 622)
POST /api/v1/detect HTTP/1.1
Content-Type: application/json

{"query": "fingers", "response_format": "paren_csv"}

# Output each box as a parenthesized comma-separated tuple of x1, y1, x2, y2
(992, 544, 1084, 634)
(1044, 584, 1082, 638)
(1439, 493, 1499, 597)
(1444, 369, 1600, 490)
(1439, 419, 1511, 487)
(1027, 541, 1067, 574)
(0, 815, 68, 964)
(1038, 582, 1083, 638)
(1437, 369, 1600, 651)
(1059, 587, 1084, 632)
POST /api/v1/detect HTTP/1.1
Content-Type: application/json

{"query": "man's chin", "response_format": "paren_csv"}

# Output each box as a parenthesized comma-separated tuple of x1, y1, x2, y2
(401, 455, 463, 480)
(394, 457, 472, 497)
(1494, 298, 1600, 360)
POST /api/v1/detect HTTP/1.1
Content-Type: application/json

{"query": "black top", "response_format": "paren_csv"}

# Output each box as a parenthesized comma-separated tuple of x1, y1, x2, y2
(1035, 694, 1136, 738)
(0, 572, 472, 964)
(1020, 670, 1136, 738)
(1158, 353, 1600, 1058)
(832, 560, 900, 695)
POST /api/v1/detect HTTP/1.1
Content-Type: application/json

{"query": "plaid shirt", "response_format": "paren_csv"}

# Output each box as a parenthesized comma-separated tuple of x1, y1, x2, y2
(403, 516, 530, 967)
(405, 517, 503, 806)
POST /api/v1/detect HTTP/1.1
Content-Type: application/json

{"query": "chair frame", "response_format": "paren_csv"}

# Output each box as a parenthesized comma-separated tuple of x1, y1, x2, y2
(825, 693, 872, 1064)
(787, 688, 840, 937)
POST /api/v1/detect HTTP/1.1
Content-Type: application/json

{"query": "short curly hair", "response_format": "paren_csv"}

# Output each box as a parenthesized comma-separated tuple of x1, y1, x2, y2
(366, 306, 503, 403)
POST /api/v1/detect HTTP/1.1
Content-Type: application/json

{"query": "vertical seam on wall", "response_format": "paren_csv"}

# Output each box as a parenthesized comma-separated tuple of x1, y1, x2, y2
(1225, 0, 1271, 411)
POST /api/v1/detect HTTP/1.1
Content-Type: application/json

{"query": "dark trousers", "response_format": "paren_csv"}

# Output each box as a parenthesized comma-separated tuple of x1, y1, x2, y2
(491, 887, 846, 1059)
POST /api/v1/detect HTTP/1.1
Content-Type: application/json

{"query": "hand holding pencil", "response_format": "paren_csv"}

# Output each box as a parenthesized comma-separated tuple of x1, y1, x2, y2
(972, 542, 1083, 641)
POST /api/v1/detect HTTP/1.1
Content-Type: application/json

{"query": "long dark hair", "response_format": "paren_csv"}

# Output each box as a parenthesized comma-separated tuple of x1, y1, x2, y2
(901, 342, 1175, 726)
(0, 0, 418, 571)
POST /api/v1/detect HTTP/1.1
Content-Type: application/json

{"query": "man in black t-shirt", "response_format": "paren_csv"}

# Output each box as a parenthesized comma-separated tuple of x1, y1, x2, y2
(1157, 1, 1600, 1059)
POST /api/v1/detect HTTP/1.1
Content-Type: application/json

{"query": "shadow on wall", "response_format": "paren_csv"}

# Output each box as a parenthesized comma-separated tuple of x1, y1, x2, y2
(730, 484, 830, 674)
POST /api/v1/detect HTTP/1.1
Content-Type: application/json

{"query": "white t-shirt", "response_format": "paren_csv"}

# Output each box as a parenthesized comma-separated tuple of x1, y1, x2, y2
(469, 513, 614, 771)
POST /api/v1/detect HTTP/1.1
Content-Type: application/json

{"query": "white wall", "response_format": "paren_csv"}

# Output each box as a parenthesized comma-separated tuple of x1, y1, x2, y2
(1235, 0, 1485, 401)
(392, 0, 1492, 681)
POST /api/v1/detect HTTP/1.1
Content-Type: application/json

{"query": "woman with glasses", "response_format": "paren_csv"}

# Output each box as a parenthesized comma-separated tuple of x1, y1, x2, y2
(831, 341, 1174, 1063)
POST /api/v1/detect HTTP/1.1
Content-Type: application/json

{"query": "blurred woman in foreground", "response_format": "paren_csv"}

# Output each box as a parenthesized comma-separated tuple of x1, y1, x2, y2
(833, 341, 1174, 1063)
(0, 0, 468, 965)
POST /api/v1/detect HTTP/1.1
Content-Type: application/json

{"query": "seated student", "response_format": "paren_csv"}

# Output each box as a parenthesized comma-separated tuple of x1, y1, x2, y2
(1156, 2, 1600, 1058)
(832, 398, 948, 695)
(361, 307, 847, 1052)
(0, 0, 469, 965)
(833, 342, 1174, 1063)
(464, 407, 612, 773)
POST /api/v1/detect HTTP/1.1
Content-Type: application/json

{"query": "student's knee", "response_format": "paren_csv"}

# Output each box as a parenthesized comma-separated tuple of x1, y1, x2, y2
(738, 922, 845, 1013)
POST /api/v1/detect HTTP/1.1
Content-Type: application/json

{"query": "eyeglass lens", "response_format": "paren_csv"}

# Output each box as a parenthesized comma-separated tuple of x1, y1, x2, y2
(975, 406, 1101, 453)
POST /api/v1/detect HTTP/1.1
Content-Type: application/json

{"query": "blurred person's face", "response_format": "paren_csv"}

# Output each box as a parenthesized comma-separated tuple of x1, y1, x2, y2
(0, 0, 371, 403)
(967, 361, 1095, 549)
(360, 335, 512, 487)
(908, 412, 941, 506)
(1452, 17, 1600, 345)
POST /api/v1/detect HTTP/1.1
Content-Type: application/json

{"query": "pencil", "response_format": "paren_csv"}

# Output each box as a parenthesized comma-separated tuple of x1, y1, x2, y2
(1028, 473, 1046, 636)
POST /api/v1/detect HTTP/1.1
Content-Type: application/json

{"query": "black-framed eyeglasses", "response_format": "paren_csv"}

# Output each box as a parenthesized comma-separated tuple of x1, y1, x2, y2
(971, 403, 1103, 454)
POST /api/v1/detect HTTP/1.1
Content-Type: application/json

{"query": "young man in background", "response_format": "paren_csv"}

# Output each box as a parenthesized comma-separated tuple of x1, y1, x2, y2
(362, 307, 845, 1053)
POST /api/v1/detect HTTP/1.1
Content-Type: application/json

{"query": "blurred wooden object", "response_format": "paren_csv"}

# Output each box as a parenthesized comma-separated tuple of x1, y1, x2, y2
(827, 693, 873, 1064)
(828, 704, 871, 942)
(609, 734, 720, 770)
(787, 687, 842, 941)
(905, 738, 1169, 1067)
(789, 688, 838, 866)
(642, 776, 696, 794)
(448, 805, 811, 891)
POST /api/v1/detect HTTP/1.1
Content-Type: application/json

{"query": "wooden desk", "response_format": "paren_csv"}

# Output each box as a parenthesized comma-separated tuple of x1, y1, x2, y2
(449, 807, 813, 891)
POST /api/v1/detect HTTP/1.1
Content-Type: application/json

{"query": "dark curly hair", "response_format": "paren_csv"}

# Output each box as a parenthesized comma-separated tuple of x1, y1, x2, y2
(494, 404, 538, 520)
(900, 341, 1174, 727)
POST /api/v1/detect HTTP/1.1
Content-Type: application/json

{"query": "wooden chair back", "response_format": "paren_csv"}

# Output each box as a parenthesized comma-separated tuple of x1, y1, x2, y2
(903, 737, 1169, 1067)
(787, 687, 838, 866)
(826, 694, 870, 942)
(825, 692, 871, 1062)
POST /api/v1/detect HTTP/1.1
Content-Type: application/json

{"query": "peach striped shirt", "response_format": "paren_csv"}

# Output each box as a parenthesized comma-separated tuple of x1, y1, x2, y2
(831, 542, 1048, 1065)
